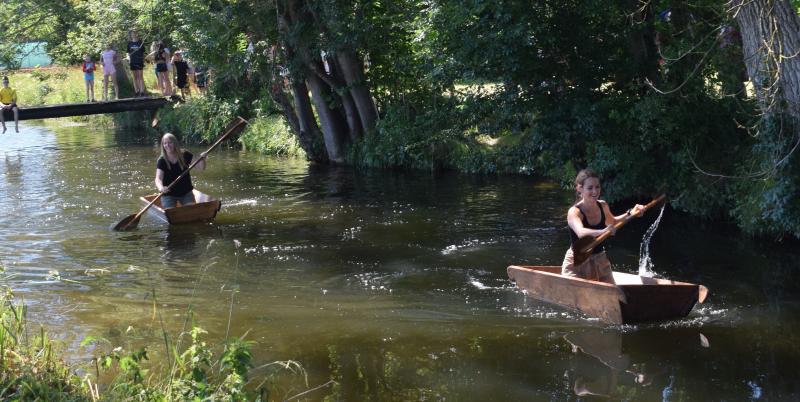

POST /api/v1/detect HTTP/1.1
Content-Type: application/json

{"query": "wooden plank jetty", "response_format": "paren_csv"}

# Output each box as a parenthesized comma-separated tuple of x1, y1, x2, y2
(2, 97, 169, 121)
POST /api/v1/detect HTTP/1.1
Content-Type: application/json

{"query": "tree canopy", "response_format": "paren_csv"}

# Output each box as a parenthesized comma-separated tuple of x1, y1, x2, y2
(5, 0, 800, 239)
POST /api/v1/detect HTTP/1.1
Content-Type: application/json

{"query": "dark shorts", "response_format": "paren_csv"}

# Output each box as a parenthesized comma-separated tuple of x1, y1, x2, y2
(176, 76, 188, 89)
(162, 191, 196, 209)
(155, 63, 168, 73)
(130, 62, 144, 71)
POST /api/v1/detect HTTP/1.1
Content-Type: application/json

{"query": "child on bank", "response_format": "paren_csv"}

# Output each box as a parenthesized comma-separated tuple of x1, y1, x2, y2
(100, 44, 119, 101)
(171, 51, 191, 99)
(81, 54, 96, 102)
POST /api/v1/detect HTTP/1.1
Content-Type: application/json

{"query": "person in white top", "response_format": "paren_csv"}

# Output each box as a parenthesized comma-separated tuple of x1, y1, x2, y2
(100, 44, 119, 101)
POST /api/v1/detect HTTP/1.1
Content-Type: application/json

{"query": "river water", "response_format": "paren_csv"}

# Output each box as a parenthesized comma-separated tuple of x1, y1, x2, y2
(2, 121, 799, 401)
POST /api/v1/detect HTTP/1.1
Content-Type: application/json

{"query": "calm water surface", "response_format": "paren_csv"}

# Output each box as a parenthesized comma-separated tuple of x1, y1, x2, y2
(1, 121, 799, 401)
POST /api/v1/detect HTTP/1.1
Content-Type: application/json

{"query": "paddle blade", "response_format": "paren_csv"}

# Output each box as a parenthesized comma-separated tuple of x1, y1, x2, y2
(112, 214, 140, 231)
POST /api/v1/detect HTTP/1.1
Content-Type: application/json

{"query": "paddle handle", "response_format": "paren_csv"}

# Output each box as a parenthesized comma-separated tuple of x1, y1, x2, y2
(118, 117, 247, 230)
(579, 194, 667, 253)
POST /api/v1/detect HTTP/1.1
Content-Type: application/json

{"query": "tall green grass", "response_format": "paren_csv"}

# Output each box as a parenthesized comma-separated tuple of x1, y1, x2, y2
(0, 240, 312, 401)
(157, 96, 305, 158)
(0, 287, 90, 400)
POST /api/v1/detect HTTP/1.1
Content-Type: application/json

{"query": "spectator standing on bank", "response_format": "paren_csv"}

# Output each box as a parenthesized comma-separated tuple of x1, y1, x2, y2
(171, 51, 191, 99)
(100, 43, 119, 101)
(194, 65, 207, 95)
(149, 41, 172, 96)
(81, 54, 96, 102)
(127, 30, 147, 97)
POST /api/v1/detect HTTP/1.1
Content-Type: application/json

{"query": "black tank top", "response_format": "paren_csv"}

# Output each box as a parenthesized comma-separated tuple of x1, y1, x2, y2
(569, 201, 606, 254)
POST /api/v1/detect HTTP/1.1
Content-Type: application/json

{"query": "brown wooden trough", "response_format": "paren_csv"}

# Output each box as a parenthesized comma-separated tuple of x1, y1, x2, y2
(139, 189, 221, 225)
(507, 265, 708, 325)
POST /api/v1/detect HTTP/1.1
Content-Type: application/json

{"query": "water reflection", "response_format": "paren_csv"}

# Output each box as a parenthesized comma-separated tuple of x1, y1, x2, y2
(162, 223, 222, 261)
(566, 329, 661, 398)
(564, 328, 718, 399)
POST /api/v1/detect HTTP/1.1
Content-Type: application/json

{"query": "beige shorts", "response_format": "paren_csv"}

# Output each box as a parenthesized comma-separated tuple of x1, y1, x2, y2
(561, 248, 615, 284)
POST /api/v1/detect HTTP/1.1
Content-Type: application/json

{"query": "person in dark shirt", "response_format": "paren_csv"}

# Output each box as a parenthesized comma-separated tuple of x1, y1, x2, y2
(148, 41, 172, 96)
(193, 65, 207, 94)
(155, 133, 207, 208)
(171, 50, 191, 99)
(561, 169, 644, 283)
(127, 30, 147, 97)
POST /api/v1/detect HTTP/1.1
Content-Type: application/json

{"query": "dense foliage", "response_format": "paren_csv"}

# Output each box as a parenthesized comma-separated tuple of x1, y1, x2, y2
(4, 0, 800, 238)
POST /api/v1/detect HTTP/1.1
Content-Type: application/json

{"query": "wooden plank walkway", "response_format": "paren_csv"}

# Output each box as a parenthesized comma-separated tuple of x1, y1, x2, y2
(2, 97, 170, 121)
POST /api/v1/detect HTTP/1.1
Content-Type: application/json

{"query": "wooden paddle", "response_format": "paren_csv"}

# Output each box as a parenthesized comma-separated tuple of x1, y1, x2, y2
(572, 194, 667, 266)
(112, 116, 248, 231)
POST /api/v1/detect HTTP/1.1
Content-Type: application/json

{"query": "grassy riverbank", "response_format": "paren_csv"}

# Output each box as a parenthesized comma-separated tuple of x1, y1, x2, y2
(3, 67, 157, 107)
(0, 289, 89, 400)
(0, 274, 302, 400)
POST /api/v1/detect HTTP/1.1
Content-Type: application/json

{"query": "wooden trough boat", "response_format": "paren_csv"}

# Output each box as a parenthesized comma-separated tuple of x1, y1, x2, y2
(139, 189, 221, 225)
(507, 265, 708, 325)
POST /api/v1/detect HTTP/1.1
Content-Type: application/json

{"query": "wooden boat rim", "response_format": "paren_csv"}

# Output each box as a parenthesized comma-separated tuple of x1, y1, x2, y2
(139, 189, 219, 212)
(507, 265, 619, 289)
(508, 265, 707, 304)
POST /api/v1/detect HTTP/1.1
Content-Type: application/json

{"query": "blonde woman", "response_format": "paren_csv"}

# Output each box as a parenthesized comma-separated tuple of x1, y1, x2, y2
(155, 133, 207, 208)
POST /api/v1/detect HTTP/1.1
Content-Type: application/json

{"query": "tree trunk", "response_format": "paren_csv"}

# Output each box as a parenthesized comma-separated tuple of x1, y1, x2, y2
(115, 60, 135, 98)
(733, 0, 800, 119)
(627, 2, 659, 86)
(290, 80, 327, 162)
(339, 90, 363, 141)
(310, 62, 363, 141)
(272, 82, 326, 162)
(306, 73, 348, 163)
(335, 50, 379, 135)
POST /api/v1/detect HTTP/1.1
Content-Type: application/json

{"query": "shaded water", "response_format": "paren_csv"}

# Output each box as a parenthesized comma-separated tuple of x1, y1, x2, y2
(2, 121, 800, 400)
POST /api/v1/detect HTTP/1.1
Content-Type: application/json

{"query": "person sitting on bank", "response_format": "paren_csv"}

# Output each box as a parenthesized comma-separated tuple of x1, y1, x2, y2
(0, 76, 20, 133)
(155, 133, 207, 209)
(562, 169, 645, 284)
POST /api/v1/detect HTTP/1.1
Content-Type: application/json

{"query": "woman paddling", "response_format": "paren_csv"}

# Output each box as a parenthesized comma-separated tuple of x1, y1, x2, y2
(155, 133, 207, 208)
(562, 169, 645, 284)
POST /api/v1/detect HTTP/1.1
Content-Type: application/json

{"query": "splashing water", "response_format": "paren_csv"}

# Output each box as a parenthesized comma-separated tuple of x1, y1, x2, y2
(638, 204, 666, 277)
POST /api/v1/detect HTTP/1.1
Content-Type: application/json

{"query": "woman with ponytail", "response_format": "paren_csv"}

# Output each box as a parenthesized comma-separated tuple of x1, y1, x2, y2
(561, 169, 645, 283)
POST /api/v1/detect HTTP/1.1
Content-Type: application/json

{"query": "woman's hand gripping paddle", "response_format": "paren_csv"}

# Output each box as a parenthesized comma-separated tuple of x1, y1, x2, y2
(112, 117, 248, 231)
(572, 194, 667, 266)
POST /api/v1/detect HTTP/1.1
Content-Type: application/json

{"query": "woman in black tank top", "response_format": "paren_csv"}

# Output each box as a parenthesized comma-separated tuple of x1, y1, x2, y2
(561, 169, 645, 283)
